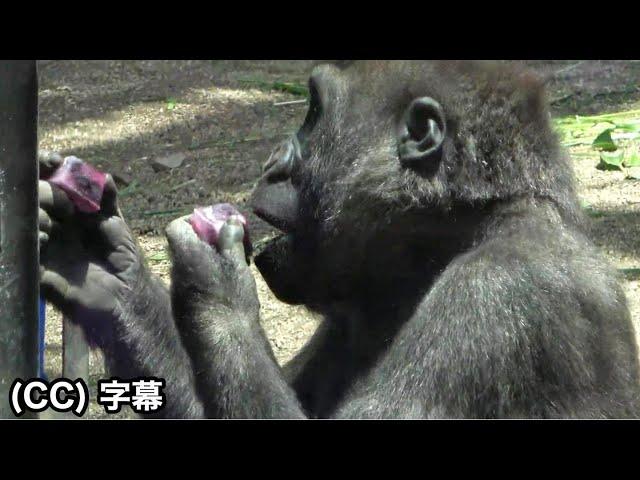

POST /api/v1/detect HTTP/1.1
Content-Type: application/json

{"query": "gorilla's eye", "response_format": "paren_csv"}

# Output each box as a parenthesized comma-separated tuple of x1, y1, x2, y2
(298, 78, 323, 140)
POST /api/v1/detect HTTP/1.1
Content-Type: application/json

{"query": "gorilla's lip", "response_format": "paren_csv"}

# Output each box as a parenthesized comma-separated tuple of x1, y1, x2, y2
(252, 207, 294, 234)
(253, 232, 286, 259)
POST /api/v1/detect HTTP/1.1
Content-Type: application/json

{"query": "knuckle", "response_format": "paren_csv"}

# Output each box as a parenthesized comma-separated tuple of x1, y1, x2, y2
(165, 221, 181, 240)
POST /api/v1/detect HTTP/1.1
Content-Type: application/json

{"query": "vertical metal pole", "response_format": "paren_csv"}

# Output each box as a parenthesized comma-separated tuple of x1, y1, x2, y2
(0, 60, 39, 418)
(63, 319, 90, 381)
(39, 298, 46, 379)
(58, 317, 90, 419)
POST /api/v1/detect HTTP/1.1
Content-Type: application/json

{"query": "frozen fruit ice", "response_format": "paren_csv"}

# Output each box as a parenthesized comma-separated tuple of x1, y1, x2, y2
(190, 203, 249, 247)
(48, 156, 108, 213)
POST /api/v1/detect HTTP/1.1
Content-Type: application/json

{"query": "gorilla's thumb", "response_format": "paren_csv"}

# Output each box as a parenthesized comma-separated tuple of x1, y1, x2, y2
(40, 267, 77, 319)
(218, 219, 248, 268)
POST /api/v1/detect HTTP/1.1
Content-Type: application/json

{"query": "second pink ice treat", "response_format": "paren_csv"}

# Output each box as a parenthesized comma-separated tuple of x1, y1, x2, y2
(190, 203, 249, 247)
(48, 156, 108, 213)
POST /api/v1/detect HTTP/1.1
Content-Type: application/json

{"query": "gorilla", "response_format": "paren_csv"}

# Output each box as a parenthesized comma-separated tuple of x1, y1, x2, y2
(38, 60, 640, 418)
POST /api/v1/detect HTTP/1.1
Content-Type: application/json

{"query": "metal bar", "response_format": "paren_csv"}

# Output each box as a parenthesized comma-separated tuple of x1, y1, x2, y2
(39, 298, 46, 379)
(0, 60, 39, 418)
(62, 317, 90, 381)
(57, 316, 91, 419)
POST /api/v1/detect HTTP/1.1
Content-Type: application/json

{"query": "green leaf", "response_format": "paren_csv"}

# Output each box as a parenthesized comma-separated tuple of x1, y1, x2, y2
(597, 150, 624, 171)
(592, 129, 617, 151)
(166, 97, 177, 110)
(118, 180, 140, 197)
(563, 139, 591, 147)
(623, 148, 640, 167)
(238, 78, 309, 97)
(271, 82, 308, 97)
(626, 167, 640, 180)
(619, 268, 640, 280)
(148, 251, 169, 262)
(584, 207, 606, 218)
(614, 121, 640, 133)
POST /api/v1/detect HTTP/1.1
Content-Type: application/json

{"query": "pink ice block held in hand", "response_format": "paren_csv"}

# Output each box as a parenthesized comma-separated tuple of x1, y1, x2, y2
(190, 203, 249, 247)
(48, 156, 108, 213)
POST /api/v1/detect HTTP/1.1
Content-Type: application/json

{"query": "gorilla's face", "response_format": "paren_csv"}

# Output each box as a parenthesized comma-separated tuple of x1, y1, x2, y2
(249, 62, 452, 307)
(249, 61, 561, 308)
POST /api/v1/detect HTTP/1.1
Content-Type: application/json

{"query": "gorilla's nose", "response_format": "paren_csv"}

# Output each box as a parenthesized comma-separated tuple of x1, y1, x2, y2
(262, 137, 301, 182)
(250, 136, 301, 234)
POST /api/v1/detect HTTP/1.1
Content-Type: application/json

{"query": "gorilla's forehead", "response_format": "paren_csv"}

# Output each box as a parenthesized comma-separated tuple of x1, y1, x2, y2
(299, 60, 565, 220)
(316, 60, 544, 110)
(320, 61, 443, 100)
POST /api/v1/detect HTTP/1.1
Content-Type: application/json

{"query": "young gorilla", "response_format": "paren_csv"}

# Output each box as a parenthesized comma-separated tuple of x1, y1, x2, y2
(39, 61, 640, 418)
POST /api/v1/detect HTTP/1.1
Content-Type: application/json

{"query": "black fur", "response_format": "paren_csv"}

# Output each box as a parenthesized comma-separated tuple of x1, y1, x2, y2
(247, 61, 640, 418)
(120, 61, 639, 418)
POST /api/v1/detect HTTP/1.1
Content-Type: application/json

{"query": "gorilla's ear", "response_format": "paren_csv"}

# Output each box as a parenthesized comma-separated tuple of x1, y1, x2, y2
(398, 97, 446, 168)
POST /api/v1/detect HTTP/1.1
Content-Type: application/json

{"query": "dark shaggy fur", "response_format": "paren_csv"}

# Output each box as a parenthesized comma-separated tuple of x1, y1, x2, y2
(101, 61, 640, 418)
(247, 61, 640, 418)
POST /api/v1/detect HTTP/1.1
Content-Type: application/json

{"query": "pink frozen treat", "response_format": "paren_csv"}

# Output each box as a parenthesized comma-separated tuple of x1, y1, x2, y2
(190, 203, 249, 247)
(48, 156, 108, 213)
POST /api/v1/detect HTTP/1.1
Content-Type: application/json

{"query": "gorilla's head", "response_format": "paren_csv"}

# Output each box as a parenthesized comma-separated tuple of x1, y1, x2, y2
(250, 61, 579, 310)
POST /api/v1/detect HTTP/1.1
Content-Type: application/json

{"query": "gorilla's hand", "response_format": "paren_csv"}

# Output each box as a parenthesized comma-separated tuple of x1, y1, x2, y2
(165, 215, 304, 419)
(38, 152, 143, 344)
(166, 215, 259, 323)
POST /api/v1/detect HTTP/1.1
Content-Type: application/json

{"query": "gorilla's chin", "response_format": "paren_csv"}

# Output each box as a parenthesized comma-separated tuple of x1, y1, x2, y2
(254, 234, 309, 305)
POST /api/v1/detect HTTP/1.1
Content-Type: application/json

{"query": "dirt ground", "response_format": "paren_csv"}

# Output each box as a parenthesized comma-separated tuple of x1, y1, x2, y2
(37, 60, 640, 419)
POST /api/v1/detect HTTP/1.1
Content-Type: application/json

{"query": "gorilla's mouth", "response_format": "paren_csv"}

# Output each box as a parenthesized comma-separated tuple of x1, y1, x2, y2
(252, 232, 308, 305)
(251, 206, 296, 260)
(252, 231, 287, 259)
(253, 207, 294, 234)
(251, 206, 295, 266)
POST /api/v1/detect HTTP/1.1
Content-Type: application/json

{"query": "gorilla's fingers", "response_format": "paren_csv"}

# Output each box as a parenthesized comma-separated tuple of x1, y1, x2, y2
(218, 219, 248, 268)
(166, 216, 209, 257)
(39, 232, 49, 247)
(39, 208, 53, 247)
(166, 215, 224, 281)
(40, 267, 76, 315)
(39, 208, 53, 234)
(100, 174, 121, 218)
(166, 215, 195, 243)
(95, 215, 135, 252)
(38, 150, 63, 179)
(39, 180, 74, 220)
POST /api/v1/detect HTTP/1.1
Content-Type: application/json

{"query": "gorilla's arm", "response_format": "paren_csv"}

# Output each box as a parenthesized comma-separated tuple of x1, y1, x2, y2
(329, 252, 546, 417)
(336, 211, 638, 419)
(38, 153, 204, 418)
(166, 217, 306, 418)
(99, 265, 205, 418)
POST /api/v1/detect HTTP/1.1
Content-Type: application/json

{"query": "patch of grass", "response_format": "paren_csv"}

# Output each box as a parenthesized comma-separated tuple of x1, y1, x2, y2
(554, 111, 640, 148)
(118, 180, 140, 198)
(553, 108, 640, 175)
(166, 97, 177, 110)
(139, 207, 190, 217)
(148, 251, 169, 262)
(239, 78, 309, 97)
(581, 201, 607, 218)
(620, 268, 640, 281)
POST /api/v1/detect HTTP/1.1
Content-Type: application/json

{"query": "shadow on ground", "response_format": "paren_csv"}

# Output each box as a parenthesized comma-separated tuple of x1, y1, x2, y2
(38, 60, 314, 128)
(588, 209, 640, 261)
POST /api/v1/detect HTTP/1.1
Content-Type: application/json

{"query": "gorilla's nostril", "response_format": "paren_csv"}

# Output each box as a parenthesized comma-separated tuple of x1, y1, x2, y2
(262, 151, 279, 173)
(264, 139, 298, 182)
(291, 135, 302, 160)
